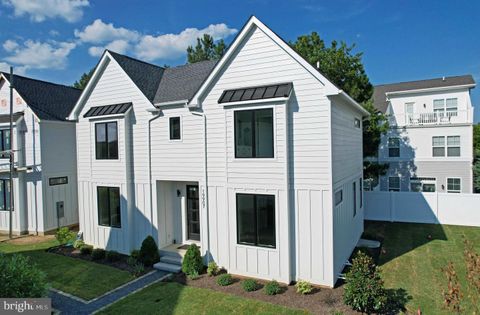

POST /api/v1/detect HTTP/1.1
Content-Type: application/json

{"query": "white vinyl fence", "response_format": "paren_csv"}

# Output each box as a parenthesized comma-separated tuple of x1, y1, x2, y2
(364, 191, 480, 227)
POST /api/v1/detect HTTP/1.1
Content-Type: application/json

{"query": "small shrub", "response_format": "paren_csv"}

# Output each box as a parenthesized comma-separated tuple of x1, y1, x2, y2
(207, 261, 219, 276)
(182, 244, 203, 276)
(130, 249, 140, 259)
(216, 274, 233, 286)
(73, 239, 84, 249)
(106, 250, 121, 262)
(126, 256, 137, 267)
(91, 248, 106, 261)
(264, 280, 281, 295)
(295, 280, 313, 295)
(0, 254, 48, 297)
(188, 270, 200, 280)
(138, 236, 160, 267)
(80, 244, 93, 255)
(131, 262, 145, 277)
(55, 227, 75, 244)
(242, 279, 259, 292)
(343, 251, 388, 314)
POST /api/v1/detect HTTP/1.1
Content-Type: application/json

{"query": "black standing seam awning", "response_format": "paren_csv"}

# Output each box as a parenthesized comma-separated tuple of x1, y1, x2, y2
(83, 102, 133, 118)
(218, 83, 293, 104)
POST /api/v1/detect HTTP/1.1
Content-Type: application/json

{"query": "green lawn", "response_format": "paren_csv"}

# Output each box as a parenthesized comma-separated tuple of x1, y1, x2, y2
(98, 281, 308, 315)
(364, 221, 480, 314)
(0, 237, 135, 300)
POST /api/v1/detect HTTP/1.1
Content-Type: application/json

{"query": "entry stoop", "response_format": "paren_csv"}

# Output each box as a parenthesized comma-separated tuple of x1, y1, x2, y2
(154, 244, 192, 273)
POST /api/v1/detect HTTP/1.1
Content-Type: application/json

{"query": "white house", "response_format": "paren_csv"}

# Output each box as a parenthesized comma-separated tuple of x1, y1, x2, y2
(372, 75, 475, 193)
(0, 73, 80, 235)
(69, 16, 369, 287)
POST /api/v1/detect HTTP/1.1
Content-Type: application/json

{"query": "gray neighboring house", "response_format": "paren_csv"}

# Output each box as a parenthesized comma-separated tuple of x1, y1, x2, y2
(372, 75, 475, 193)
(0, 72, 80, 234)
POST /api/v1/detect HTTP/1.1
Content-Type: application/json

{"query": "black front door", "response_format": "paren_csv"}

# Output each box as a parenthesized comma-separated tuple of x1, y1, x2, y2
(186, 185, 200, 241)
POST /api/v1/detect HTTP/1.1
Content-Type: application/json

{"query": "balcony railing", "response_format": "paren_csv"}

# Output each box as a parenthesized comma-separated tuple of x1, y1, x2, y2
(388, 109, 472, 126)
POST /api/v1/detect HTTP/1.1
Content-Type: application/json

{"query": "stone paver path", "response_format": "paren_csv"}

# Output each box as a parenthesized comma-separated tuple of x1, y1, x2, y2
(50, 270, 170, 314)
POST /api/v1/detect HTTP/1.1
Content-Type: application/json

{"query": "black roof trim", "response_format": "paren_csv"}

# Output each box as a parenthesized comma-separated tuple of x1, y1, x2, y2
(83, 102, 132, 118)
(0, 112, 24, 124)
(218, 82, 293, 104)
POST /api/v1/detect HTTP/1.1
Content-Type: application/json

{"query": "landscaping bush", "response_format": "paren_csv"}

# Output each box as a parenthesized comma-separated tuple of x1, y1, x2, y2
(73, 239, 84, 249)
(106, 250, 121, 262)
(242, 279, 259, 292)
(131, 262, 145, 277)
(216, 273, 233, 286)
(264, 280, 281, 295)
(207, 261, 219, 276)
(0, 254, 48, 297)
(126, 256, 137, 267)
(55, 227, 75, 244)
(343, 251, 388, 314)
(130, 249, 140, 259)
(91, 248, 106, 261)
(188, 270, 200, 280)
(182, 244, 203, 276)
(80, 244, 93, 255)
(138, 236, 160, 267)
(295, 280, 313, 295)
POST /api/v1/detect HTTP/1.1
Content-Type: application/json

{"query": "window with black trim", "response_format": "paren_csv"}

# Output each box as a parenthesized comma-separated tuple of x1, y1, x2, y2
(95, 122, 118, 159)
(353, 181, 357, 217)
(0, 179, 11, 211)
(236, 193, 275, 248)
(447, 178, 461, 193)
(0, 129, 11, 158)
(49, 176, 68, 186)
(354, 118, 361, 128)
(359, 178, 363, 208)
(235, 108, 274, 158)
(169, 117, 181, 140)
(97, 186, 121, 227)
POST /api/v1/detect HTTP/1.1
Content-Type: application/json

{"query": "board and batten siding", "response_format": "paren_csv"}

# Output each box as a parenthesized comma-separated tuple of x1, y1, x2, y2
(199, 25, 335, 286)
(331, 97, 364, 279)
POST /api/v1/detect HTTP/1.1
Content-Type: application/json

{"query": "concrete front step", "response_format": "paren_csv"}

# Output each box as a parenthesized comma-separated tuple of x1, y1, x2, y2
(160, 255, 182, 266)
(153, 262, 182, 273)
(159, 249, 184, 260)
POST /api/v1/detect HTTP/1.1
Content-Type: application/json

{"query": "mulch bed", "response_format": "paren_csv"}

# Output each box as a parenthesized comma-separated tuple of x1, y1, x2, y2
(169, 272, 358, 315)
(47, 245, 153, 275)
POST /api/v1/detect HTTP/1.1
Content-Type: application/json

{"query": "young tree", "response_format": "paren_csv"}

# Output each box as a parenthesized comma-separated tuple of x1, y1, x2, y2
(73, 68, 94, 90)
(187, 34, 226, 64)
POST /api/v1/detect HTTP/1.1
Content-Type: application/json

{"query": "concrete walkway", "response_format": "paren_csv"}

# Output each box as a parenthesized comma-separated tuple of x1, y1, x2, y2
(50, 270, 170, 314)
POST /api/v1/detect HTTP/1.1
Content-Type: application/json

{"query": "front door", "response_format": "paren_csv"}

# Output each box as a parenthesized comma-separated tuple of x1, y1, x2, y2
(186, 185, 200, 241)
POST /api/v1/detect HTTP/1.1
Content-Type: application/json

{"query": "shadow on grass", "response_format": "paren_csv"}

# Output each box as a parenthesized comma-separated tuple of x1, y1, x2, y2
(385, 288, 412, 314)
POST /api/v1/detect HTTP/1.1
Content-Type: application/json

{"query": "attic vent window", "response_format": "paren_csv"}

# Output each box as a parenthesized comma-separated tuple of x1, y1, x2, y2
(218, 83, 293, 104)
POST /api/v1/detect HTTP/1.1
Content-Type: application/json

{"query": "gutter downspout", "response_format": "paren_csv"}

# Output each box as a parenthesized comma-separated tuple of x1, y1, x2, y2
(147, 108, 162, 238)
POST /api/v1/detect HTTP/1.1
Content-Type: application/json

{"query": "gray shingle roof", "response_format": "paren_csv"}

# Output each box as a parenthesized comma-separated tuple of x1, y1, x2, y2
(373, 75, 475, 113)
(108, 50, 165, 102)
(153, 60, 217, 104)
(1, 72, 82, 121)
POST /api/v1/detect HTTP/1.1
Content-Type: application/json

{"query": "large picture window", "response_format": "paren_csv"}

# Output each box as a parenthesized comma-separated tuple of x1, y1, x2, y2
(0, 129, 11, 158)
(97, 186, 121, 227)
(0, 179, 11, 211)
(95, 122, 118, 160)
(236, 193, 275, 248)
(235, 108, 274, 158)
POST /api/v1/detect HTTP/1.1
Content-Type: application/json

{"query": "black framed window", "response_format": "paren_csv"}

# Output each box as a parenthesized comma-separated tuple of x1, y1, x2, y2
(235, 108, 274, 158)
(49, 176, 68, 186)
(0, 130, 11, 158)
(359, 178, 363, 208)
(0, 179, 11, 211)
(97, 186, 121, 227)
(236, 193, 275, 248)
(95, 122, 118, 159)
(169, 117, 181, 140)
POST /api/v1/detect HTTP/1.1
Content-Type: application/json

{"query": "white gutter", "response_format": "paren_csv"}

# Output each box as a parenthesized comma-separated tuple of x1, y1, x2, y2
(385, 84, 476, 96)
(146, 107, 162, 238)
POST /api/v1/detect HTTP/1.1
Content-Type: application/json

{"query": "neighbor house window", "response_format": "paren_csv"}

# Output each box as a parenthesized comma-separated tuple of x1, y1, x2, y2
(353, 181, 357, 217)
(388, 137, 400, 157)
(0, 179, 11, 211)
(49, 176, 68, 186)
(410, 177, 436, 192)
(432, 136, 445, 157)
(169, 117, 181, 140)
(97, 186, 121, 227)
(359, 178, 363, 208)
(433, 99, 445, 116)
(388, 177, 400, 192)
(354, 118, 361, 128)
(0, 129, 11, 158)
(95, 122, 118, 159)
(235, 108, 274, 158)
(236, 193, 275, 248)
(447, 178, 461, 193)
(447, 136, 460, 157)
(446, 98, 458, 116)
(334, 189, 343, 206)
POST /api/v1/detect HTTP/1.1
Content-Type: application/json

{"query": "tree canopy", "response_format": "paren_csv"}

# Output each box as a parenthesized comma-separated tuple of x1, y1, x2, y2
(187, 34, 226, 64)
(73, 68, 94, 90)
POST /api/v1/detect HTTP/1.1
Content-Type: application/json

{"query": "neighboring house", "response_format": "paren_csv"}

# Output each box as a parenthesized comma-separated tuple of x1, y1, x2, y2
(68, 16, 369, 287)
(0, 73, 80, 235)
(372, 75, 475, 193)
